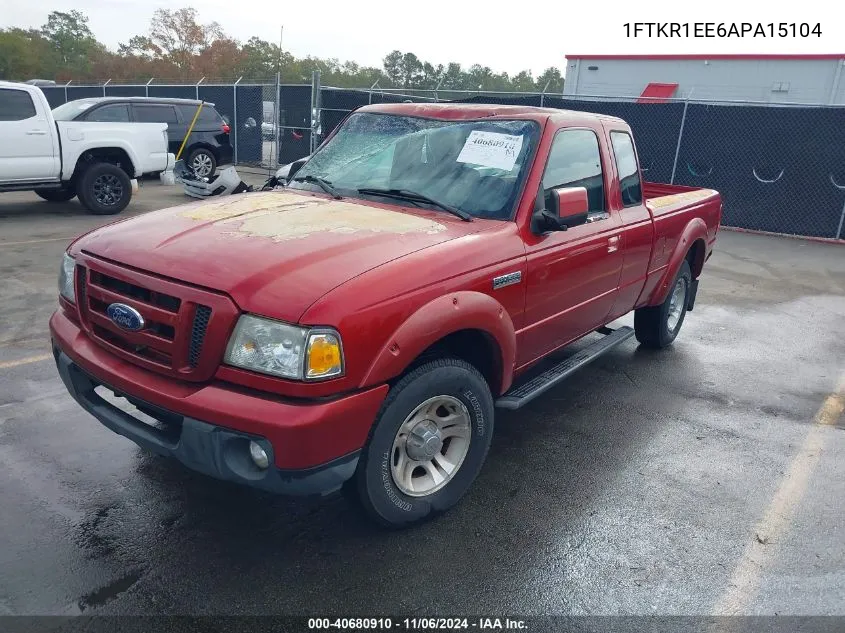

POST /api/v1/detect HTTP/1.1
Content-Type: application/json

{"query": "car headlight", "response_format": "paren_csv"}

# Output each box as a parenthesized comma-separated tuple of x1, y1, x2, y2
(58, 253, 76, 303)
(224, 314, 344, 380)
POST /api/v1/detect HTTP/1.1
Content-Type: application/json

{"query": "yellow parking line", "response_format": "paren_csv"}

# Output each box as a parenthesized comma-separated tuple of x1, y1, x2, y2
(714, 373, 845, 615)
(0, 237, 74, 247)
(0, 337, 43, 348)
(0, 353, 52, 370)
(814, 386, 845, 426)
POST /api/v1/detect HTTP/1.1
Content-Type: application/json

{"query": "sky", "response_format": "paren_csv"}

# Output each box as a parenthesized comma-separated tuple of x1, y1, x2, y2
(1, 0, 567, 77)
(4, 0, 841, 81)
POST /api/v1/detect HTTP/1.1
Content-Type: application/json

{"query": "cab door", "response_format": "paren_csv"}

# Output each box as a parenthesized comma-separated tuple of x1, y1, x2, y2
(604, 126, 655, 320)
(0, 87, 58, 182)
(518, 126, 624, 367)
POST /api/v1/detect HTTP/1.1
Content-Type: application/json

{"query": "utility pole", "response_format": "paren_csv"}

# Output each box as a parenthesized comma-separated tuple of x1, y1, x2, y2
(277, 25, 284, 75)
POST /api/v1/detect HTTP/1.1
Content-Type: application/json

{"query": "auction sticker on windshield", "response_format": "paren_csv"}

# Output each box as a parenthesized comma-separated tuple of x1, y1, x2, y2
(456, 131, 524, 171)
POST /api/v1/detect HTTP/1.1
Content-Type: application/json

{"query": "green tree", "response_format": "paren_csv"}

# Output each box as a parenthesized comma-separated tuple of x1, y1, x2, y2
(399, 52, 423, 87)
(467, 64, 493, 90)
(535, 66, 564, 93)
(2, 7, 563, 92)
(382, 50, 403, 86)
(126, 7, 225, 78)
(240, 36, 293, 80)
(511, 70, 535, 92)
(439, 62, 465, 90)
(0, 28, 53, 80)
(420, 62, 443, 89)
(41, 11, 103, 77)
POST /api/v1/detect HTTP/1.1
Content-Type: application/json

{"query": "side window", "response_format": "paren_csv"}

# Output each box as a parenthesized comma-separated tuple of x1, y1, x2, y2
(610, 131, 642, 206)
(85, 104, 131, 122)
(178, 104, 222, 123)
(133, 105, 179, 125)
(0, 88, 38, 121)
(541, 129, 605, 213)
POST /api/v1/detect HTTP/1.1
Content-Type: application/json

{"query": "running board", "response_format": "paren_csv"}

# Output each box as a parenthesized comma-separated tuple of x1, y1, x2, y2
(0, 181, 61, 193)
(495, 326, 635, 410)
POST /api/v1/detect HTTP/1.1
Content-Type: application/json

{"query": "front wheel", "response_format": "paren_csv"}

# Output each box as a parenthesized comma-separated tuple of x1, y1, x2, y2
(634, 259, 692, 348)
(353, 358, 494, 528)
(77, 163, 132, 215)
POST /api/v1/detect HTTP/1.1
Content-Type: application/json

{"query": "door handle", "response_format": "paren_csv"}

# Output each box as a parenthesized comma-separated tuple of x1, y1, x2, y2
(26, 130, 47, 136)
(608, 236, 620, 253)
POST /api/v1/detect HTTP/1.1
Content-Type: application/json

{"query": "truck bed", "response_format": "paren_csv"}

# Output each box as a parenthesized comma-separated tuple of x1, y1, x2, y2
(643, 181, 720, 217)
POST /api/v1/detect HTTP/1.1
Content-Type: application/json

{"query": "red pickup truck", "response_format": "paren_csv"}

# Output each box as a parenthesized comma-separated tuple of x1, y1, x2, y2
(50, 103, 721, 527)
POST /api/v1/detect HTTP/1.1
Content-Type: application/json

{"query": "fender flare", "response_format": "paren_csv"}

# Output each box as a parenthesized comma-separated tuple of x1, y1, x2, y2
(361, 291, 517, 395)
(69, 142, 141, 180)
(647, 218, 709, 306)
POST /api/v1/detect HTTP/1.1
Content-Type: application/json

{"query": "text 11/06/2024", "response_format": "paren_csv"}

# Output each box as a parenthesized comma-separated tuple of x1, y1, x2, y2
(308, 617, 528, 630)
(623, 22, 822, 38)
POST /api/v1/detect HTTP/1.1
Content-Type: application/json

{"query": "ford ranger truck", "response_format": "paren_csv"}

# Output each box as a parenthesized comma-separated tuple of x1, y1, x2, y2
(50, 103, 722, 528)
(0, 81, 172, 214)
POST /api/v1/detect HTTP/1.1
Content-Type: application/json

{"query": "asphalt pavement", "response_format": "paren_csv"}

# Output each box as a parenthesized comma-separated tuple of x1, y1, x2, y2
(0, 181, 843, 617)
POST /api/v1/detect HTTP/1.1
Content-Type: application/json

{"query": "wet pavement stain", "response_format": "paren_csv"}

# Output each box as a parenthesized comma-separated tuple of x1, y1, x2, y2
(77, 569, 144, 612)
(76, 506, 117, 559)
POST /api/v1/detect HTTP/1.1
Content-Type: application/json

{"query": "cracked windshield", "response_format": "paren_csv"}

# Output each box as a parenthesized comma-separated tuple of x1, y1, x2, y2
(288, 112, 539, 220)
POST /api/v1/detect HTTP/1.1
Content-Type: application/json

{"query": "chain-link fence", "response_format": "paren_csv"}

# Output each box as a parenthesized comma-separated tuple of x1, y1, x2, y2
(35, 78, 845, 240)
(317, 88, 845, 240)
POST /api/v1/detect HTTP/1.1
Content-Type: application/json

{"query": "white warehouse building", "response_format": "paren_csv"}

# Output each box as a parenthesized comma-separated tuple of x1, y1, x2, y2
(563, 55, 845, 105)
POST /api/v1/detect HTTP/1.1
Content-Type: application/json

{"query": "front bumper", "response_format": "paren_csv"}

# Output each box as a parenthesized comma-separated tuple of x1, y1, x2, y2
(50, 310, 388, 496)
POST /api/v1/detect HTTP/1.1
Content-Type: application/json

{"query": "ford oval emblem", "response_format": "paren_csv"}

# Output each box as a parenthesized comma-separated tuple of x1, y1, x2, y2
(106, 303, 145, 331)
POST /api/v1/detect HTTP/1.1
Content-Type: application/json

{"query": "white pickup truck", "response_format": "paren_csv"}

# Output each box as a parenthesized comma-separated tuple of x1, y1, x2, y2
(0, 81, 172, 214)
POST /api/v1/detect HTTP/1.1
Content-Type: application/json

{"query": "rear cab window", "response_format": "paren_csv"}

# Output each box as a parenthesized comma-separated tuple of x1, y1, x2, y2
(610, 131, 642, 206)
(0, 88, 37, 121)
(541, 128, 606, 218)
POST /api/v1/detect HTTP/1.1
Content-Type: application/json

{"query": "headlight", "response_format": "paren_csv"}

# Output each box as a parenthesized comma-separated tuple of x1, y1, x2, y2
(224, 315, 344, 381)
(58, 253, 76, 303)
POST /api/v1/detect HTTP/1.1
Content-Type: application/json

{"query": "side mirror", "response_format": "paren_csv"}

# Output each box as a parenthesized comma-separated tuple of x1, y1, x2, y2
(532, 186, 589, 234)
(286, 157, 308, 181)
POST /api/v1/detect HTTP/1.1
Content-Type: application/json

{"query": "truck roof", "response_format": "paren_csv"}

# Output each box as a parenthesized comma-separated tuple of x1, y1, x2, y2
(357, 102, 628, 126)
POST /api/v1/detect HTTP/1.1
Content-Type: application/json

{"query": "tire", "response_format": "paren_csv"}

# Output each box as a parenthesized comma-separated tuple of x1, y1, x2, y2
(35, 187, 76, 203)
(353, 358, 495, 528)
(188, 148, 216, 178)
(77, 163, 132, 215)
(635, 259, 692, 348)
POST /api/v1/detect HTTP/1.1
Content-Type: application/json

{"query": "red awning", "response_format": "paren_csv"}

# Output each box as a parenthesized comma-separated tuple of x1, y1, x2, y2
(638, 83, 678, 103)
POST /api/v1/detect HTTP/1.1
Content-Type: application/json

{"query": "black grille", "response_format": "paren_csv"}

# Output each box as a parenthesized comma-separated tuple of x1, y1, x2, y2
(76, 265, 87, 305)
(90, 270, 181, 312)
(188, 305, 212, 367)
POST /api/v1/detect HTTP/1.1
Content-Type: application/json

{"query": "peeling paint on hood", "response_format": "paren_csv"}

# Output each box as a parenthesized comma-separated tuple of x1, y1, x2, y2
(76, 190, 487, 323)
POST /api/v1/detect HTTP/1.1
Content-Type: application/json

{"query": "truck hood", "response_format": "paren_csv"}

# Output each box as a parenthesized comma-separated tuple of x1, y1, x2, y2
(75, 191, 492, 322)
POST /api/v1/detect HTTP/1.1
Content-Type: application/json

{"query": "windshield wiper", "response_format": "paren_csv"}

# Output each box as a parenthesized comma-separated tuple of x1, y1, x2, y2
(292, 175, 342, 199)
(356, 187, 473, 222)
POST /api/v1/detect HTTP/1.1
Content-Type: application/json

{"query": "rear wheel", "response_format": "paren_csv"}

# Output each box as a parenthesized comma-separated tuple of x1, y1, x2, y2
(77, 163, 132, 215)
(35, 187, 76, 203)
(188, 148, 216, 178)
(353, 358, 494, 528)
(634, 260, 692, 348)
